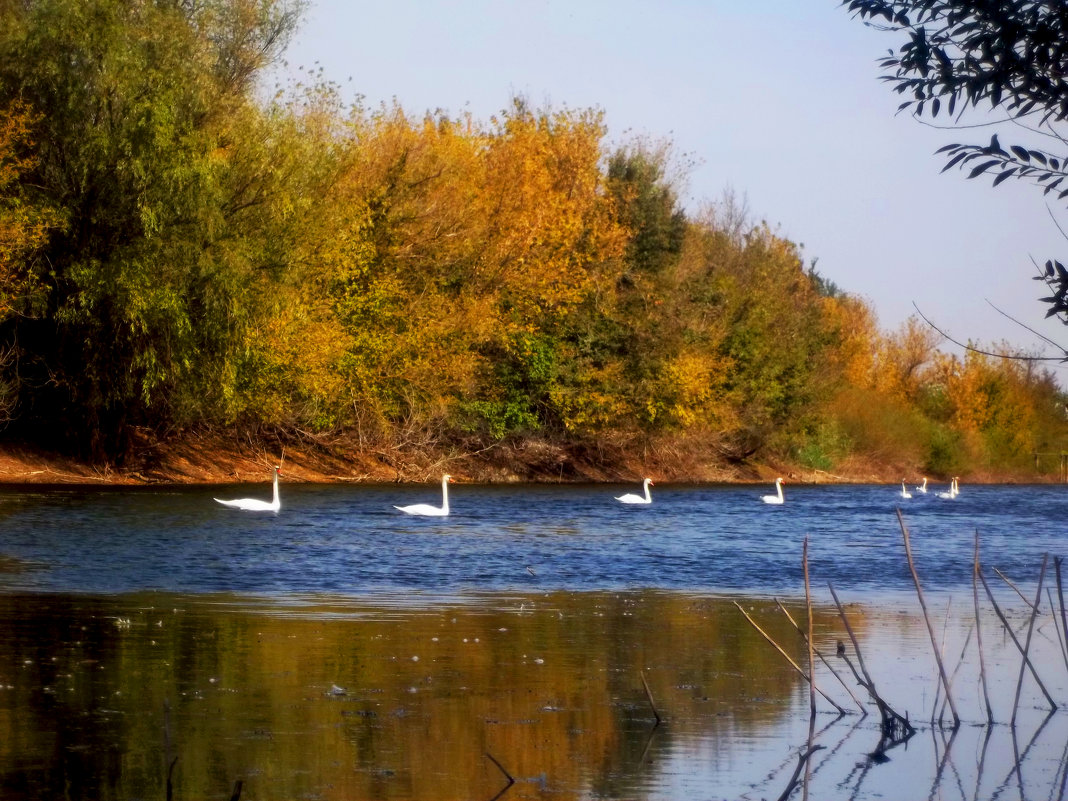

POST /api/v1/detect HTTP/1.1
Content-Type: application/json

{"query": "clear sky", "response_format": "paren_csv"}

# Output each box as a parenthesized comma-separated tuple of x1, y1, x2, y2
(281, 0, 1068, 367)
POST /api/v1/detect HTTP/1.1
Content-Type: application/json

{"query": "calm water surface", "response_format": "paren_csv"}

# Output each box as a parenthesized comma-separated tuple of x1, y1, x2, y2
(0, 480, 1067, 800)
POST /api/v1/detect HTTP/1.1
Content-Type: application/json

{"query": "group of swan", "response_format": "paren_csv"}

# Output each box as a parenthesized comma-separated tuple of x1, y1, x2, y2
(935, 477, 960, 499)
(901, 476, 957, 500)
(212, 469, 959, 515)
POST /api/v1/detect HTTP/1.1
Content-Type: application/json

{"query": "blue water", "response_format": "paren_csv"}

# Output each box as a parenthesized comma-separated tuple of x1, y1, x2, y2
(0, 481, 1065, 597)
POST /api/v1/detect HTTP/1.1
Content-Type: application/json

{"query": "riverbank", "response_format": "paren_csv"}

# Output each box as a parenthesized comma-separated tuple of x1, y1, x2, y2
(0, 429, 1053, 485)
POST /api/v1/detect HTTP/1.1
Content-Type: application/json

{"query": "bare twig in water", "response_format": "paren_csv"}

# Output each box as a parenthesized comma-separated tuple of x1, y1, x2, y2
(803, 537, 816, 800)
(898, 509, 960, 729)
(974, 532, 994, 725)
(828, 582, 914, 737)
(1057, 557, 1068, 678)
(640, 670, 662, 726)
(734, 602, 847, 716)
(1012, 554, 1049, 728)
(938, 625, 973, 727)
(994, 566, 1044, 613)
(776, 599, 866, 714)
(978, 566, 1057, 712)
(1046, 587, 1068, 672)
(485, 752, 515, 801)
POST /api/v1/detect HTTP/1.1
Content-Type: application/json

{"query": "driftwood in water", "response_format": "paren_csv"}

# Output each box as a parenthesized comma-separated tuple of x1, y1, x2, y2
(734, 601, 847, 716)
(828, 581, 914, 737)
(897, 509, 960, 729)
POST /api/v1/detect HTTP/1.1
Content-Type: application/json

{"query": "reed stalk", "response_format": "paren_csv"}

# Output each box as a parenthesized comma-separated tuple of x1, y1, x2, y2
(776, 599, 865, 714)
(897, 509, 960, 728)
(978, 567, 1057, 712)
(827, 581, 913, 735)
(1011, 553, 1049, 727)
(973, 532, 994, 725)
(734, 601, 847, 716)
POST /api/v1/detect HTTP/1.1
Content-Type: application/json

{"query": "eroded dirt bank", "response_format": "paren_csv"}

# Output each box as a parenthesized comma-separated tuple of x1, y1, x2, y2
(0, 430, 1050, 486)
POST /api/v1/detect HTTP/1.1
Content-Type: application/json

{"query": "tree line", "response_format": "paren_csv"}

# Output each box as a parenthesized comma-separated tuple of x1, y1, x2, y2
(0, 0, 1065, 478)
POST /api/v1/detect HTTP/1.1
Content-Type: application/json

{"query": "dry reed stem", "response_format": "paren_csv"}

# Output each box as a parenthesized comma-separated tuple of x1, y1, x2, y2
(978, 567, 1057, 712)
(640, 670, 662, 725)
(1046, 587, 1068, 672)
(974, 532, 994, 725)
(1012, 553, 1049, 727)
(897, 509, 960, 729)
(734, 602, 847, 716)
(827, 581, 913, 735)
(1057, 557, 1068, 678)
(803, 537, 816, 800)
(775, 599, 866, 714)
(994, 566, 1044, 613)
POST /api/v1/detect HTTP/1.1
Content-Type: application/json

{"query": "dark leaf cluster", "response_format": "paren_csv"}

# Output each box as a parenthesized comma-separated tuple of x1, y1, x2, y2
(843, 1, 1068, 330)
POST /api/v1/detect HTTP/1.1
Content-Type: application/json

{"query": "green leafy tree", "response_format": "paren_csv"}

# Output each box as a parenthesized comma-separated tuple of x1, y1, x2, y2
(842, 0, 1068, 338)
(0, 0, 304, 458)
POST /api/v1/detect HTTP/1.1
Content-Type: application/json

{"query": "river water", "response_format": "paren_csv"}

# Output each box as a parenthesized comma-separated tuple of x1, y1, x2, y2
(1, 480, 1066, 799)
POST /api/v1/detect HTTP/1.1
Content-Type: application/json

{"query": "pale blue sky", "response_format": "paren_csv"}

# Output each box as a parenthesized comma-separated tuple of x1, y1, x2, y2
(282, 0, 1068, 364)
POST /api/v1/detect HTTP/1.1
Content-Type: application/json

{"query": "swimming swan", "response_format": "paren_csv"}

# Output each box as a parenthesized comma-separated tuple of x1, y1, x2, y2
(761, 478, 785, 505)
(936, 477, 958, 500)
(616, 478, 654, 504)
(214, 466, 281, 512)
(916, 477, 928, 494)
(395, 474, 453, 516)
(900, 480, 912, 499)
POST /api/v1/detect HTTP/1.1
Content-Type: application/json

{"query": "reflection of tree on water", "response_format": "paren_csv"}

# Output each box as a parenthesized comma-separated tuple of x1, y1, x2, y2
(2, 575, 1068, 800)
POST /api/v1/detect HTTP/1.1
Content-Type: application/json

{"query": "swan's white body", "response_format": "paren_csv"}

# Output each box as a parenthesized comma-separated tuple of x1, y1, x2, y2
(395, 474, 452, 516)
(916, 477, 928, 494)
(214, 467, 281, 512)
(616, 478, 654, 504)
(936, 477, 959, 500)
(761, 478, 785, 505)
(900, 480, 912, 499)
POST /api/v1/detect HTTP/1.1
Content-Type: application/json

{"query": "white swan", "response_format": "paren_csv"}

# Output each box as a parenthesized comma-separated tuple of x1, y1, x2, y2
(900, 480, 912, 499)
(761, 477, 785, 505)
(936, 477, 958, 500)
(616, 478, 654, 504)
(395, 474, 452, 516)
(214, 466, 281, 512)
(916, 477, 928, 494)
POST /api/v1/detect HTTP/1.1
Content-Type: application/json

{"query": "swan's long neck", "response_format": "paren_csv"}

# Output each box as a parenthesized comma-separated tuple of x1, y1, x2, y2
(272, 468, 280, 506)
(776, 479, 783, 500)
(643, 479, 652, 502)
(441, 475, 450, 513)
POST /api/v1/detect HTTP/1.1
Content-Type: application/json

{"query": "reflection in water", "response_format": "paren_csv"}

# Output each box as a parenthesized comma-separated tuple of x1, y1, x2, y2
(0, 590, 1066, 800)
